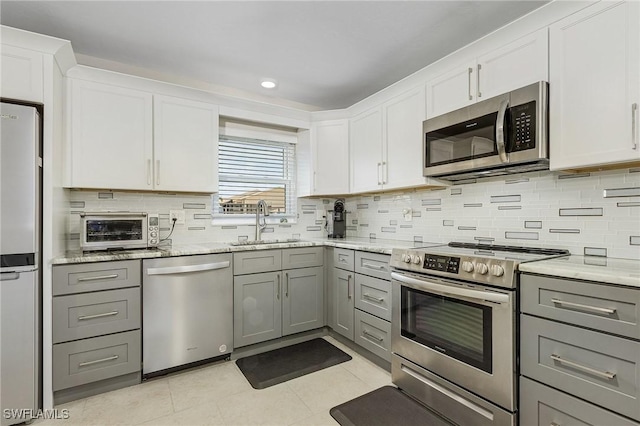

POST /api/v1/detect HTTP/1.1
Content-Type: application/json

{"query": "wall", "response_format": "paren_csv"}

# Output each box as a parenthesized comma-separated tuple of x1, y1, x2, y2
(66, 167, 640, 259)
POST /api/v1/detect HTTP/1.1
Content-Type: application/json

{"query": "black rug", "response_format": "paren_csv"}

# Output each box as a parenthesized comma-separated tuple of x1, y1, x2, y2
(330, 386, 454, 426)
(235, 338, 352, 389)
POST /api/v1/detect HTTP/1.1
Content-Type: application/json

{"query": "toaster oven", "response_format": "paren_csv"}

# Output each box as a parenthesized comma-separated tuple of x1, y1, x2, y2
(80, 212, 159, 251)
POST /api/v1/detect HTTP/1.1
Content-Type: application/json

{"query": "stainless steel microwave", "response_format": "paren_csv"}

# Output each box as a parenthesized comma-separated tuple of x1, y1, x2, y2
(80, 212, 159, 252)
(423, 81, 548, 181)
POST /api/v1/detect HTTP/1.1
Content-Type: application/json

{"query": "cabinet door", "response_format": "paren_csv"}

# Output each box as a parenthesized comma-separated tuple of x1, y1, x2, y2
(426, 61, 477, 118)
(477, 28, 548, 100)
(0, 45, 43, 103)
(383, 86, 429, 190)
(282, 267, 324, 336)
(233, 271, 282, 348)
(332, 268, 354, 341)
(350, 107, 383, 193)
(549, 1, 640, 170)
(153, 95, 218, 192)
(69, 80, 153, 190)
(311, 120, 349, 195)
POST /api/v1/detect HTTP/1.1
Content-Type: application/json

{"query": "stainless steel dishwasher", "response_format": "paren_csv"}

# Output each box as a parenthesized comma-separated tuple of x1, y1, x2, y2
(142, 253, 233, 376)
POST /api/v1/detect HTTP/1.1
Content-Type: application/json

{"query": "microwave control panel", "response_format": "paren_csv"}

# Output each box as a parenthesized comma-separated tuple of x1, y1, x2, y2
(509, 100, 536, 152)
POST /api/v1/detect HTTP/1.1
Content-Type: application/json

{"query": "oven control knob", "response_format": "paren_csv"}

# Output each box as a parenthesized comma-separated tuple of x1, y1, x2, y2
(491, 265, 505, 277)
(476, 263, 489, 275)
(411, 255, 422, 265)
(402, 254, 411, 263)
(461, 261, 474, 273)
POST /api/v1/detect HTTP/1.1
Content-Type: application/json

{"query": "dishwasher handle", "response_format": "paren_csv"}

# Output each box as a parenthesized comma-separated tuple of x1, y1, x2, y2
(146, 261, 230, 276)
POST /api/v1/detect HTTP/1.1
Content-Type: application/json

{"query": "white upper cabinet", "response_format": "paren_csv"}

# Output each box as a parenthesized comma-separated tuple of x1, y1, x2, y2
(350, 107, 384, 193)
(426, 28, 548, 119)
(350, 86, 446, 194)
(68, 79, 153, 190)
(311, 119, 349, 195)
(67, 79, 219, 192)
(550, 1, 640, 170)
(1, 45, 44, 103)
(477, 28, 548, 100)
(153, 95, 218, 192)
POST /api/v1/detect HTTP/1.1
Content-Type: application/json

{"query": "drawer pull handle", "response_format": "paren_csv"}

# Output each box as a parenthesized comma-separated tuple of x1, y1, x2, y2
(78, 311, 119, 321)
(78, 355, 119, 367)
(550, 354, 616, 380)
(77, 274, 119, 282)
(550, 299, 616, 315)
(362, 263, 386, 271)
(363, 293, 384, 303)
(363, 330, 384, 342)
(550, 423, 560, 426)
(347, 275, 353, 299)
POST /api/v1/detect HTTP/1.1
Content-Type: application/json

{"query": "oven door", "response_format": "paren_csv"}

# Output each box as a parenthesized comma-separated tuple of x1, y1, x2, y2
(391, 271, 515, 412)
(81, 214, 148, 251)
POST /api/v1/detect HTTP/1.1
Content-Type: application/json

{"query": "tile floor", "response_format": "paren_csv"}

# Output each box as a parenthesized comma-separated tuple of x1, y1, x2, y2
(36, 336, 393, 426)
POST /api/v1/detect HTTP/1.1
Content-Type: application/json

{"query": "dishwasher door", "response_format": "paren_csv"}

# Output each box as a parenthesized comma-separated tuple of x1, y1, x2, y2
(142, 253, 233, 375)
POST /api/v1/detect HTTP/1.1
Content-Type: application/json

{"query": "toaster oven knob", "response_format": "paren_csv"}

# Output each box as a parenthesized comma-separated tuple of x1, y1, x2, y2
(476, 263, 489, 275)
(490, 264, 505, 277)
(461, 261, 474, 273)
(150, 231, 157, 238)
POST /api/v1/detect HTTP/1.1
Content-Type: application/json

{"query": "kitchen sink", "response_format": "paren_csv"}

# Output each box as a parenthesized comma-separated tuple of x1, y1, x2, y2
(229, 238, 302, 246)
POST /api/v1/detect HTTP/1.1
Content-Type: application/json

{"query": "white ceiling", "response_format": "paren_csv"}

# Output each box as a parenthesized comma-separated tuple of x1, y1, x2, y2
(0, 1, 547, 110)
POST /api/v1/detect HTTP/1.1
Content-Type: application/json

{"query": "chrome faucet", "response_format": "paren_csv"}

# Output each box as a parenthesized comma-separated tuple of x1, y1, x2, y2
(255, 200, 270, 241)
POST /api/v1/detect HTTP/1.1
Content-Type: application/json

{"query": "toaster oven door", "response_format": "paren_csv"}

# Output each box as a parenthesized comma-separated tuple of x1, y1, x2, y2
(81, 214, 148, 251)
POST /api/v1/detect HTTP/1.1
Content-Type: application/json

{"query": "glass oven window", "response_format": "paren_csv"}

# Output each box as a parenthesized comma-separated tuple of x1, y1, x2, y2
(86, 220, 144, 242)
(401, 285, 492, 373)
(426, 112, 498, 167)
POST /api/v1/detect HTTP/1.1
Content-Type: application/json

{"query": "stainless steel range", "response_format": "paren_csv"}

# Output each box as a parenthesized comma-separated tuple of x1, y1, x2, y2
(390, 242, 569, 426)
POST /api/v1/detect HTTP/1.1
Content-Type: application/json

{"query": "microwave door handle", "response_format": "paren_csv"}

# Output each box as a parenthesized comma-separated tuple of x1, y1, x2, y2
(496, 99, 509, 163)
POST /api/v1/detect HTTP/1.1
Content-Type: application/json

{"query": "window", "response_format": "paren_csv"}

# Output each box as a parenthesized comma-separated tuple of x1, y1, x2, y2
(213, 135, 296, 222)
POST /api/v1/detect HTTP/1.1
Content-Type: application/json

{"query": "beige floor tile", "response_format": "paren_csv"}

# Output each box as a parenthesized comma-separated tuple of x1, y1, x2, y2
(341, 356, 392, 389)
(320, 336, 359, 358)
(287, 365, 373, 414)
(141, 402, 225, 426)
(288, 410, 340, 426)
(168, 361, 251, 412)
(80, 379, 174, 425)
(216, 383, 312, 426)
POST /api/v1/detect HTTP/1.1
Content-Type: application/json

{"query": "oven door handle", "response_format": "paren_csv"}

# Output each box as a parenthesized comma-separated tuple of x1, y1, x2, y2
(391, 272, 510, 304)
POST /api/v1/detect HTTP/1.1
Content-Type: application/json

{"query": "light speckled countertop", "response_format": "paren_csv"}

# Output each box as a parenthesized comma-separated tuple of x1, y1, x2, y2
(51, 237, 442, 265)
(519, 255, 640, 288)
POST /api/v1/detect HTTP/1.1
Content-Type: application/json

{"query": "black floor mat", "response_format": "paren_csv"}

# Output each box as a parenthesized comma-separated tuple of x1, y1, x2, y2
(235, 338, 352, 389)
(330, 386, 454, 426)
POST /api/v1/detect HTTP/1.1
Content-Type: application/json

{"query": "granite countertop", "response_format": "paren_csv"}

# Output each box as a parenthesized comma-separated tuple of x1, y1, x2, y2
(519, 255, 640, 288)
(51, 237, 443, 265)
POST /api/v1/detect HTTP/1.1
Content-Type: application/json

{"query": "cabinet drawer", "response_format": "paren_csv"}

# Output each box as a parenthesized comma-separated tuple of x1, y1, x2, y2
(53, 260, 141, 296)
(355, 274, 391, 321)
(355, 252, 391, 280)
(53, 330, 140, 391)
(521, 274, 640, 340)
(334, 248, 354, 271)
(53, 288, 140, 344)
(233, 250, 282, 275)
(521, 315, 640, 421)
(282, 247, 323, 270)
(520, 376, 639, 426)
(354, 309, 391, 361)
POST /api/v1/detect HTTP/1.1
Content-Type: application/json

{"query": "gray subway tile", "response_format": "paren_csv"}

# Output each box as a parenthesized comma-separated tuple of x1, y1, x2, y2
(463, 203, 483, 208)
(490, 195, 521, 203)
(306, 226, 322, 231)
(450, 188, 462, 195)
(549, 229, 581, 234)
(98, 192, 114, 199)
(524, 221, 542, 229)
(559, 208, 603, 216)
(357, 204, 369, 209)
(498, 206, 522, 210)
(421, 199, 441, 206)
(617, 202, 640, 207)
(603, 187, 640, 198)
(505, 231, 539, 240)
(458, 226, 476, 231)
(183, 203, 206, 209)
(381, 227, 396, 233)
(630, 236, 640, 246)
(558, 172, 591, 180)
(584, 247, 607, 257)
(443, 220, 454, 227)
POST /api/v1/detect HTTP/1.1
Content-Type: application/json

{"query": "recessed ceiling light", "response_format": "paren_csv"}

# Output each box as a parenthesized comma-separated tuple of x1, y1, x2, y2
(261, 79, 277, 89)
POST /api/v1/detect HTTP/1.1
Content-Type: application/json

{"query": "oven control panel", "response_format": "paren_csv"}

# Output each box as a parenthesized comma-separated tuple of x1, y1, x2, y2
(423, 256, 459, 273)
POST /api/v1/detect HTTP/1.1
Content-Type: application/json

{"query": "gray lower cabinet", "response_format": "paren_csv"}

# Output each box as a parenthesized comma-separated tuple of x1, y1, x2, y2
(354, 273, 391, 322)
(233, 248, 324, 348)
(520, 272, 640, 423)
(354, 310, 391, 361)
(332, 267, 354, 340)
(52, 261, 141, 403)
(234, 271, 282, 347)
(520, 376, 639, 426)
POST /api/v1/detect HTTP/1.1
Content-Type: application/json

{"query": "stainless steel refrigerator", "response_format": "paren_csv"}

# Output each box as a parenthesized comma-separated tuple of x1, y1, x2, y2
(0, 102, 41, 426)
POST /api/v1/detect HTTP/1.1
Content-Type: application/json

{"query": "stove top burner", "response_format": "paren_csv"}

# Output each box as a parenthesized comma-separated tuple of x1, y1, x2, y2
(447, 242, 570, 256)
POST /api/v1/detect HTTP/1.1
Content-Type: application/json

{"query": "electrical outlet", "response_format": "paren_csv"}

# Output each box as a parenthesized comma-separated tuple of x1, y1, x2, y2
(315, 210, 325, 221)
(169, 210, 186, 225)
(403, 208, 413, 222)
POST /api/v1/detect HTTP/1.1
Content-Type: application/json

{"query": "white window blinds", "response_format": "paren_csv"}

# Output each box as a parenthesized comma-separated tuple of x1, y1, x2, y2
(214, 135, 296, 218)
